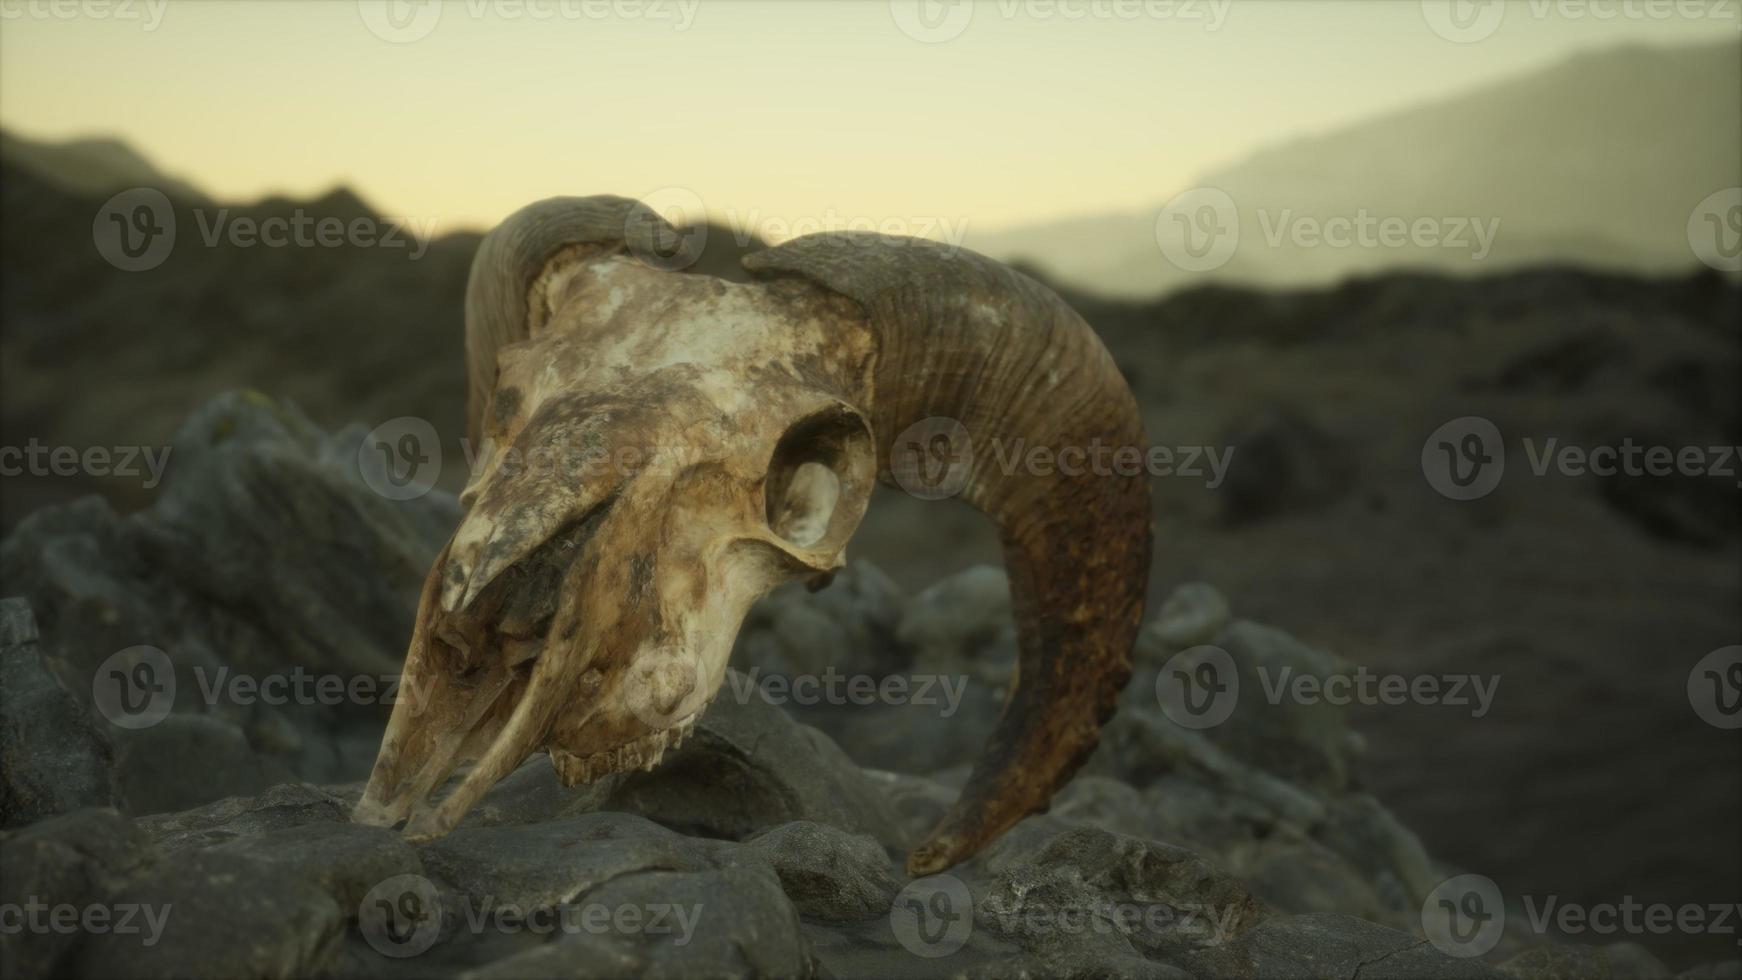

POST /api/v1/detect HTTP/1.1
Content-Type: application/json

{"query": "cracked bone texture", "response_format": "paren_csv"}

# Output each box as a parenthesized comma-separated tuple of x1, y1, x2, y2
(2, 393, 1718, 979)
(356, 236, 891, 840)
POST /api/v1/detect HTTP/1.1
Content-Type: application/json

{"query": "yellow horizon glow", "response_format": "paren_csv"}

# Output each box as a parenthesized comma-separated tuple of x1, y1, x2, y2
(1, 1, 1735, 237)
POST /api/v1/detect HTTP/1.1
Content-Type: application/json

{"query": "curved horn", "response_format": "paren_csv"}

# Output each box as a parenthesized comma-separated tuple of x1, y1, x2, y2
(744, 235, 1153, 875)
(463, 195, 693, 444)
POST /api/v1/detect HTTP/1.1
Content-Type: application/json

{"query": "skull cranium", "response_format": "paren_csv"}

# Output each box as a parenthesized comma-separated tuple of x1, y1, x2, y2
(355, 196, 1152, 875)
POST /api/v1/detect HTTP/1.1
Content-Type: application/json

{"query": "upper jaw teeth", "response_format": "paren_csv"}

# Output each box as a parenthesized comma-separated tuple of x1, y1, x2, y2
(548, 711, 702, 787)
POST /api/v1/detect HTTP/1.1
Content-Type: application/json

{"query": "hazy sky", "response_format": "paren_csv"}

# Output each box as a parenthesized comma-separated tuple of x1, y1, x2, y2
(2, 1, 1735, 235)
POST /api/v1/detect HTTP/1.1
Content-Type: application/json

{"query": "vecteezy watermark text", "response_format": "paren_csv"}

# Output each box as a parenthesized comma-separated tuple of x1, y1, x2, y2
(1422, 417, 1742, 501)
(93, 188, 438, 272)
(887, 416, 1234, 501)
(889, 872, 1246, 959)
(0, 898, 172, 946)
(0, 0, 169, 29)
(358, 0, 702, 43)
(1422, 0, 1740, 45)
(1422, 873, 1742, 959)
(0, 440, 171, 488)
(191, 209, 435, 260)
(90, 647, 443, 729)
(1256, 209, 1500, 261)
(890, 0, 1233, 44)
(1156, 645, 1501, 730)
(357, 873, 702, 958)
(726, 667, 968, 717)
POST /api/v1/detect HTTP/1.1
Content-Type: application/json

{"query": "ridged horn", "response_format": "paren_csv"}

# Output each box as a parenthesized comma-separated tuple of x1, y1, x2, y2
(743, 234, 1153, 876)
(462, 195, 693, 444)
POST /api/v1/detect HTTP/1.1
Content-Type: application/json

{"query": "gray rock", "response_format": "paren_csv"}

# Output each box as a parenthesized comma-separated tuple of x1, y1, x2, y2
(0, 391, 459, 817)
(1677, 961, 1742, 980)
(70, 849, 346, 980)
(604, 682, 905, 848)
(112, 713, 298, 816)
(0, 393, 1654, 979)
(1215, 405, 1355, 525)
(792, 674, 1004, 776)
(0, 598, 117, 826)
(1499, 941, 1673, 979)
(209, 822, 421, 911)
(747, 821, 899, 922)
(896, 565, 1015, 681)
(1208, 618, 1359, 792)
(463, 864, 808, 980)
(136, 781, 354, 850)
(1184, 913, 1507, 979)
(415, 812, 733, 913)
(453, 752, 621, 830)
(0, 808, 154, 979)
(1316, 793, 1441, 925)
(959, 948, 1195, 980)
(861, 766, 959, 847)
(976, 823, 1265, 962)
(733, 560, 907, 679)
(1145, 582, 1233, 654)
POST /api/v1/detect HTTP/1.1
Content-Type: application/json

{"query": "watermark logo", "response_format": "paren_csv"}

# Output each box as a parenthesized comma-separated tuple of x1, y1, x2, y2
(1422, 416, 1505, 500)
(891, 417, 974, 501)
(890, 0, 975, 42)
(626, 186, 707, 272)
(359, 416, 442, 500)
(1688, 187, 1742, 274)
(1156, 644, 1239, 729)
(1422, 873, 1505, 957)
(1421, 0, 1507, 42)
(359, 874, 443, 957)
(1155, 187, 1239, 272)
(358, 0, 443, 42)
(1688, 645, 1742, 730)
(93, 188, 175, 272)
(891, 874, 973, 957)
(91, 645, 175, 729)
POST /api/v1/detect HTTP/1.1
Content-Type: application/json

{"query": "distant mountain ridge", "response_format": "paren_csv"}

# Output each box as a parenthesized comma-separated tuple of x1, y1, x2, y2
(0, 130, 210, 204)
(968, 40, 1741, 297)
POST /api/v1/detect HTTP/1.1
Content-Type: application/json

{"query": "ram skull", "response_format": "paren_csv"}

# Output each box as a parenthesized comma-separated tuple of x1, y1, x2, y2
(355, 196, 1152, 874)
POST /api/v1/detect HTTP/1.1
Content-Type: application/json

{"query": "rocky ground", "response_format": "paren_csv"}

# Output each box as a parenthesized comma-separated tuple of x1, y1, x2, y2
(4, 393, 1735, 978)
(6, 157, 1740, 968)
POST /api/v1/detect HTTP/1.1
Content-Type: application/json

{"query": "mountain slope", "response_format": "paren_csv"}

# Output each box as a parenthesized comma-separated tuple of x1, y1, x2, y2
(971, 40, 1741, 297)
(0, 130, 210, 203)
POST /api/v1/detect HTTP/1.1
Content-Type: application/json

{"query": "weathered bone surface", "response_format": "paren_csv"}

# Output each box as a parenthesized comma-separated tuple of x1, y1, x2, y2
(355, 195, 1152, 874)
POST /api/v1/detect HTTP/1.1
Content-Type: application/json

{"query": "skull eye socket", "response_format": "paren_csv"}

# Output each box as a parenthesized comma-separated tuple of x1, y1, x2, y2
(763, 407, 873, 553)
(771, 462, 839, 548)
